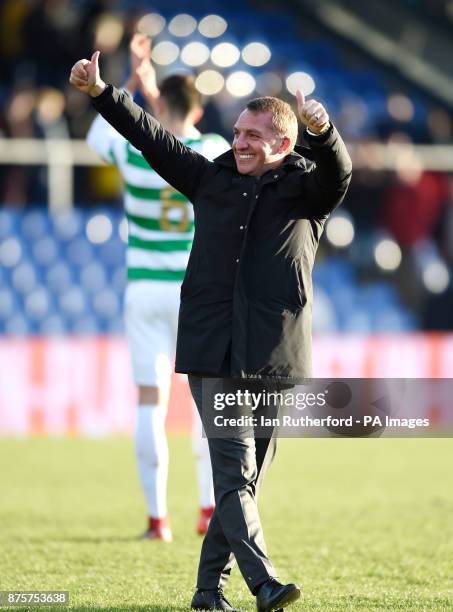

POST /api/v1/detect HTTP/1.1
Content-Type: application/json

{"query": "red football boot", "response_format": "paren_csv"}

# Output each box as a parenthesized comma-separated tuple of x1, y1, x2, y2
(143, 516, 173, 542)
(197, 506, 215, 535)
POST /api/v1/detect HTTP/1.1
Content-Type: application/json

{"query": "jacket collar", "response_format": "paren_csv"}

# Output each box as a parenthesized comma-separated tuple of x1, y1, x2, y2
(214, 144, 314, 175)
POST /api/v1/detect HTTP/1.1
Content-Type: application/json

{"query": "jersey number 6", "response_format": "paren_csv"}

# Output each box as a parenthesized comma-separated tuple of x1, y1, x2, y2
(159, 187, 190, 232)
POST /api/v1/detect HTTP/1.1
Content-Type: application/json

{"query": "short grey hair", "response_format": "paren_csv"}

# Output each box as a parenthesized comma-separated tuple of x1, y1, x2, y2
(246, 97, 298, 150)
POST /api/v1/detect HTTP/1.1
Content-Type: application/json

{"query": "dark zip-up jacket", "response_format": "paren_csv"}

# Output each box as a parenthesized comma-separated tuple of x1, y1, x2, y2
(93, 85, 352, 380)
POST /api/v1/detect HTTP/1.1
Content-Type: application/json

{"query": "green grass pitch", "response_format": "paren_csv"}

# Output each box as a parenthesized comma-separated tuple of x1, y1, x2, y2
(1, 436, 452, 611)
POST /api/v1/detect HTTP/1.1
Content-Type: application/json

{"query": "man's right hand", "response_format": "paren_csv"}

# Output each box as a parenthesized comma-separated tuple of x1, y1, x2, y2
(130, 33, 151, 72)
(69, 51, 106, 97)
(129, 33, 160, 107)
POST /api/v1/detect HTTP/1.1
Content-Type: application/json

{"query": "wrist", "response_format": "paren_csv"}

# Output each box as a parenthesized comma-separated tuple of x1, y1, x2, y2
(125, 74, 139, 92)
(89, 81, 107, 97)
(306, 122, 330, 136)
(141, 87, 159, 106)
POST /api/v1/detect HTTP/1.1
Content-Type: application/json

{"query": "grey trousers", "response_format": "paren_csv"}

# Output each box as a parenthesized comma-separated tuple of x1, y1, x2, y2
(189, 375, 278, 595)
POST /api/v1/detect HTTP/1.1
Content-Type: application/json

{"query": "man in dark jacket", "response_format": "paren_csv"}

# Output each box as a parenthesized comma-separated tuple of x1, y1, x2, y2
(70, 51, 352, 612)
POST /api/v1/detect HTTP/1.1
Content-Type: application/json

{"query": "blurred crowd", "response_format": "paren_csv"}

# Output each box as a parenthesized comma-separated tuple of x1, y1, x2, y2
(0, 0, 452, 331)
(1, 0, 145, 204)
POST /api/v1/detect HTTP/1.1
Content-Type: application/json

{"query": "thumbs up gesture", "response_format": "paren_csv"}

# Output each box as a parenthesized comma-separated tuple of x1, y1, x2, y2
(69, 51, 106, 97)
(296, 89, 329, 135)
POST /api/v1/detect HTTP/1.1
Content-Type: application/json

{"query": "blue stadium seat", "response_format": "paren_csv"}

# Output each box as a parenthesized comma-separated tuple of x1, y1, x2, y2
(11, 261, 38, 295)
(332, 286, 359, 329)
(343, 308, 372, 333)
(373, 305, 418, 332)
(21, 209, 51, 241)
(23, 286, 54, 323)
(58, 286, 89, 320)
(0, 208, 20, 240)
(66, 237, 95, 267)
(0, 288, 20, 322)
(45, 262, 75, 294)
(111, 266, 127, 294)
(39, 314, 69, 334)
(0, 236, 25, 269)
(313, 286, 339, 332)
(71, 315, 101, 334)
(52, 210, 84, 241)
(98, 237, 126, 267)
(92, 288, 121, 321)
(32, 236, 60, 267)
(314, 257, 356, 298)
(359, 281, 400, 309)
(3, 314, 33, 335)
(79, 262, 107, 293)
(106, 317, 125, 334)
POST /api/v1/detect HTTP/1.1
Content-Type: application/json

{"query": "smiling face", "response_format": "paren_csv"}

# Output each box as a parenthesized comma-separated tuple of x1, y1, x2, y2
(232, 110, 290, 177)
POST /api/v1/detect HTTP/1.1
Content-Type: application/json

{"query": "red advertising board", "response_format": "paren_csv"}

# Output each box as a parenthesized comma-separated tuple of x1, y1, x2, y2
(0, 334, 452, 435)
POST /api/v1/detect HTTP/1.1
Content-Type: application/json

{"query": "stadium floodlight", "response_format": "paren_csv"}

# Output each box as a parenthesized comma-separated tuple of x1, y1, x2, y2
(242, 42, 271, 67)
(195, 70, 224, 95)
(0, 238, 22, 267)
(422, 260, 450, 294)
(286, 71, 315, 96)
(374, 238, 402, 271)
(168, 14, 197, 37)
(325, 213, 354, 248)
(86, 214, 113, 245)
(256, 72, 283, 95)
(181, 42, 210, 67)
(387, 93, 415, 122)
(198, 15, 227, 38)
(211, 42, 240, 67)
(137, 13, 166, 37)
(226, 71, 256, 97)
(152, 41, 180, 65)
(118, 218, 128, 243)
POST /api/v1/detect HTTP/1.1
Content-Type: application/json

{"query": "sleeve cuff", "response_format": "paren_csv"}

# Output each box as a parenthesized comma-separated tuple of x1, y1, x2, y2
(91, 83, 114, 108)
(304, 122, 333, 144)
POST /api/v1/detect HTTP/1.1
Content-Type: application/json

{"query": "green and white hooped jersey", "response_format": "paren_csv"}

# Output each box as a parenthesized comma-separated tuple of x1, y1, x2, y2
(87, 113, 230, 281)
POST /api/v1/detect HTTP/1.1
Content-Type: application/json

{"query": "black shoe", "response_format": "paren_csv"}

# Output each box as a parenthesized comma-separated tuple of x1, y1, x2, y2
(255, 578, 301, 611)
(191, 588, 241, 611)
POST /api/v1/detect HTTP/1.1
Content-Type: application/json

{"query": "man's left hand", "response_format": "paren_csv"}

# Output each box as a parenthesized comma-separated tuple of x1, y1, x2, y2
(296, 89, 329, 135)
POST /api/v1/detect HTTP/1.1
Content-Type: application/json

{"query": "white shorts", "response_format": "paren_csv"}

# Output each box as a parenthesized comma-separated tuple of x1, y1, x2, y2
(124, 280, 181, 387)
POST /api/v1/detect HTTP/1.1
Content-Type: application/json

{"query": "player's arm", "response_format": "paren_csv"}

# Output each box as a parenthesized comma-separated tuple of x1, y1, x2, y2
(296, 90, 352, 217)
(69, 52, 209, 201)
(126, 33, 161, 110)
(130, 33, 161, 112)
